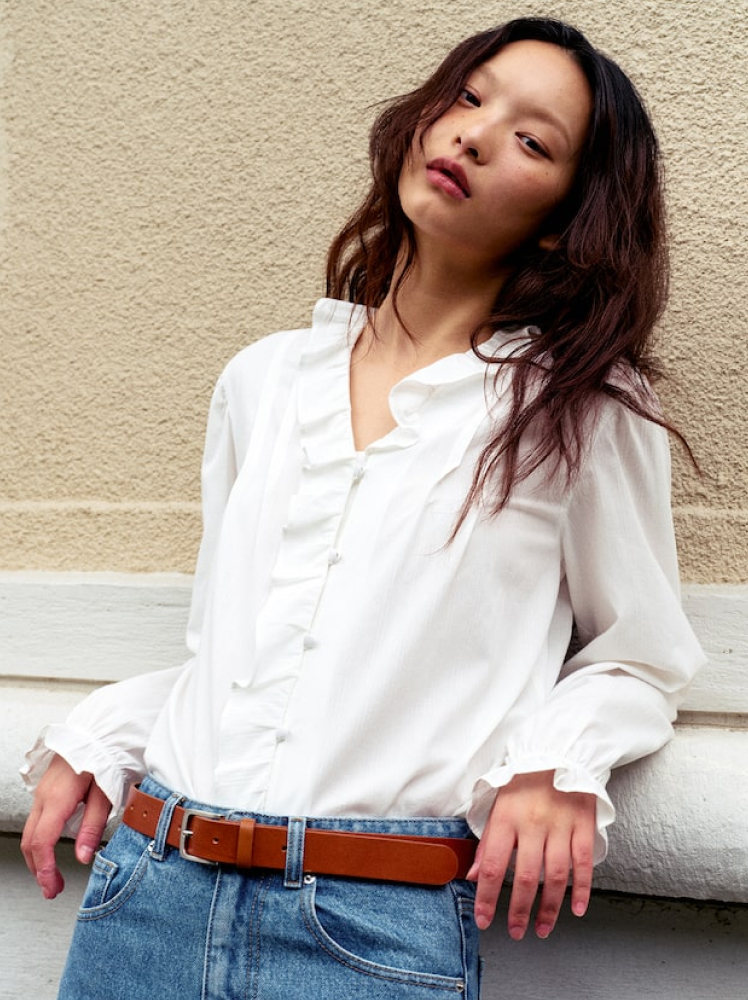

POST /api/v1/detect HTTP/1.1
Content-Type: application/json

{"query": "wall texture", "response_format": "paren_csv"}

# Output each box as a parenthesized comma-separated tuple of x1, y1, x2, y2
(1, 0, 746, 581)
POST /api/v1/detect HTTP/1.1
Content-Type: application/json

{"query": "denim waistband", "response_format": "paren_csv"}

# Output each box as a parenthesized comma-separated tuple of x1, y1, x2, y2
(139, 775, 474, 841)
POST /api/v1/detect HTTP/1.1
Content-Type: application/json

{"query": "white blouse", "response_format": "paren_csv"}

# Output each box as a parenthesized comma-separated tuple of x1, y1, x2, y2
(24, 298, 705, 861)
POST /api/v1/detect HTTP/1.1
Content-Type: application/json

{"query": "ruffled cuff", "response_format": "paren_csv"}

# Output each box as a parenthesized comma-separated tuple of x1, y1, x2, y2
(467, 756, 615, 865)
(20, 724, 139, 837)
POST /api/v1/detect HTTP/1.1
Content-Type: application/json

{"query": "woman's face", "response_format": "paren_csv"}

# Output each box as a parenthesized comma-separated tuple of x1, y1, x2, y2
(398, 40, 593, 274)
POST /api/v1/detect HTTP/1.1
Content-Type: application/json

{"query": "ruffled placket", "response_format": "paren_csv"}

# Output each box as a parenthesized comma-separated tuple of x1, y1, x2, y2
(261, 299, 370, 658)
(215, 300, 410, 801)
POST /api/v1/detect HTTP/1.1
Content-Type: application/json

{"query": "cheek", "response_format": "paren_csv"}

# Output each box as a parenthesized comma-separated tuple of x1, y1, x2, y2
(496, 165, 571, 223)
(397, 141, 422, 198)
(397, 161, 417, 220)
(397, 140, 438, 226)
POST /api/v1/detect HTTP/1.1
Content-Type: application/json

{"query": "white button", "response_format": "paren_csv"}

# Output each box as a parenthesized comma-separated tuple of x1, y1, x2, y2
(303, 633, 318, 650)
(327, 548, 341, 565)
(275, 728, 289, 743)
(352, 463, 365, 482)
(232, 678, 251, 689)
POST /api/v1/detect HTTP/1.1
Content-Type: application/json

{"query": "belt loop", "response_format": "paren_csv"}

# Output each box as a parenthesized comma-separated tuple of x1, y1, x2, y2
(283, 817, 307, 889)
(150, 791, 184, 862)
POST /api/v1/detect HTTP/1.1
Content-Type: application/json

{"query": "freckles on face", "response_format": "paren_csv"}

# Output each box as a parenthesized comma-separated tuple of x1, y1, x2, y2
(399, 40, 593, 266)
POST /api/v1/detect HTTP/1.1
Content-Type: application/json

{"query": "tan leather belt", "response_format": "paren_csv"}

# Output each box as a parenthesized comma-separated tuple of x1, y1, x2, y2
(124, 787, 476, 886)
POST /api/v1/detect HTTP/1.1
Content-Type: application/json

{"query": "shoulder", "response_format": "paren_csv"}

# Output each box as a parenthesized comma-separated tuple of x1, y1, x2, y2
(595, 369, 667, 449)
(220, 326, 307, 401)
(218, 298, 364, 405)
(573, 374, 671, 502)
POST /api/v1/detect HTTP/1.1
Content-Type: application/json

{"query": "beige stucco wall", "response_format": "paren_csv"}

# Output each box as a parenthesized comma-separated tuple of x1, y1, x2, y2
(0, 0, 745, 581)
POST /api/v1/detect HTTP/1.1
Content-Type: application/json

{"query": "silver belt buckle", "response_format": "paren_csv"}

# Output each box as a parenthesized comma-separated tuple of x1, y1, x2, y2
(178, 807, 224, 865)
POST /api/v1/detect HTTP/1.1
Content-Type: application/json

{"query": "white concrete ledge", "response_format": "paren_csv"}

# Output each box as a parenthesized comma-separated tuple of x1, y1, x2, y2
(1, 680, 93, 833)
(0, 571, 193, 682)
(599, 725, 748, 901)
(2, 573, 747, 903)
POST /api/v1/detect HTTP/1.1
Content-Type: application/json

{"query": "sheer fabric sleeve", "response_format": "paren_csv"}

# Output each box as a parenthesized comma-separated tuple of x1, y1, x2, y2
(21, 375, 237, 822)
(469, 400, 706, 860)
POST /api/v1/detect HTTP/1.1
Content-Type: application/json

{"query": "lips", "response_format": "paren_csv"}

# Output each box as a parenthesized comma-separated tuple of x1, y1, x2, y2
(426, 158, 471, 199)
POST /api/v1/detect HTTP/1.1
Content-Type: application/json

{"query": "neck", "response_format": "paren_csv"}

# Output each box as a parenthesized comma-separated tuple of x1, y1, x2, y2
(368, 244, 508, 365)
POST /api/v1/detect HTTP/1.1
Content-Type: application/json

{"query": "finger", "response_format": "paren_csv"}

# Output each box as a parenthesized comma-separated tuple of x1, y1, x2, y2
(75, 783, 111, 864)
(34, 861, 65, 900)
(533, 836, 571, 938)
(570, 822, 595, 917)
(473, 833, 515, 931)
(506, 835, 545, 940)
(20, 803, 43, 877)
(21, 803, 70, 899)
(466, 841, 482, 881)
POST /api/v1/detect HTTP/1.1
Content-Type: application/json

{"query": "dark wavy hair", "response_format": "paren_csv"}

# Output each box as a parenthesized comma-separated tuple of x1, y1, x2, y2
(327, 17, 692, 515)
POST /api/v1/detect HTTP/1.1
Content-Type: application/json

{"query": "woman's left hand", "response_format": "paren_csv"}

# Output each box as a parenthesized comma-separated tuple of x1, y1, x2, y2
(467, 770, 596, 939)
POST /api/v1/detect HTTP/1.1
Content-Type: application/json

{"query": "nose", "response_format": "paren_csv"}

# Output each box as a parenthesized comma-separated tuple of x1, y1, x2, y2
(456, 135, 481, 161)
(455, 106, 500, 164)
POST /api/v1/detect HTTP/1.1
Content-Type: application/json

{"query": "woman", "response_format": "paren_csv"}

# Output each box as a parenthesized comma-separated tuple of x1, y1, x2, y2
(22, 17, 704, 1000)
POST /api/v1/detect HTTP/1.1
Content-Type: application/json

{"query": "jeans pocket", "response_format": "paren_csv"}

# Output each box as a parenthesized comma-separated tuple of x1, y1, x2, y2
(80, 852, 119, 909)
(77, 825, 152, 921)
(301, 875, 469, 992)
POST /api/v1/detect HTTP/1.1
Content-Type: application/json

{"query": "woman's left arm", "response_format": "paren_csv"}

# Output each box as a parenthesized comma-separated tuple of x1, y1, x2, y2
(470, 399, 706, 936)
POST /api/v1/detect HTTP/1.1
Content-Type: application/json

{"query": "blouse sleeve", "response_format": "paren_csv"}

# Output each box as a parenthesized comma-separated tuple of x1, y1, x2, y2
(469, 399, 706, 860)
(21, 375, 238, 823)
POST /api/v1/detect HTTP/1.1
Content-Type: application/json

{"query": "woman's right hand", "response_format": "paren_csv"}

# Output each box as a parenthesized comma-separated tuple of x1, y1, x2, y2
(21, 754, 112, 899)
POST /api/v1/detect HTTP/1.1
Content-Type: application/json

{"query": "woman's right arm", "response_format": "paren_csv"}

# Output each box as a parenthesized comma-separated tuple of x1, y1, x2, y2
(21, 374, 238, 897)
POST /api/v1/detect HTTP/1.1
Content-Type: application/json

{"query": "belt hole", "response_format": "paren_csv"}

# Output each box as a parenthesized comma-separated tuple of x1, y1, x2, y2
(212, 837, 219, 846)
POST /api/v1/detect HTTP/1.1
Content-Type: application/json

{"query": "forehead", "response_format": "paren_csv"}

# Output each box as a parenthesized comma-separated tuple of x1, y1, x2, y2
(469, 40, 592, 151)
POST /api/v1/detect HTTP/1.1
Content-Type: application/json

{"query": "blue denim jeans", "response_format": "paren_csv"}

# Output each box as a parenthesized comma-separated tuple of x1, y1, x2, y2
(59, 776, 482, 999)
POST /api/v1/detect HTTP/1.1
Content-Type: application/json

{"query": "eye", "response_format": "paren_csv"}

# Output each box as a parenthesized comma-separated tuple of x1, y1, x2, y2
(518, 134, 550, 158)
(459, 88, 481, 107)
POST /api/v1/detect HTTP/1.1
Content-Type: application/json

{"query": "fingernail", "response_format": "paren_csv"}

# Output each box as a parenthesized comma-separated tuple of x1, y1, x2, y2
(78, 845, 93, 864)
(536, 923, 552, 939)
(36, 876, 52, 899)
(466, 864, 478, 881)
(509, 925, 526, 941)
(474, 912, 491, 930)
(573, 901, 587, 917)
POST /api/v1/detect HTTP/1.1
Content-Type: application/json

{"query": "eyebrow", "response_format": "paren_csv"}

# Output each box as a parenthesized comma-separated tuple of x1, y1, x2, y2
(470, 63, 578, 156)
